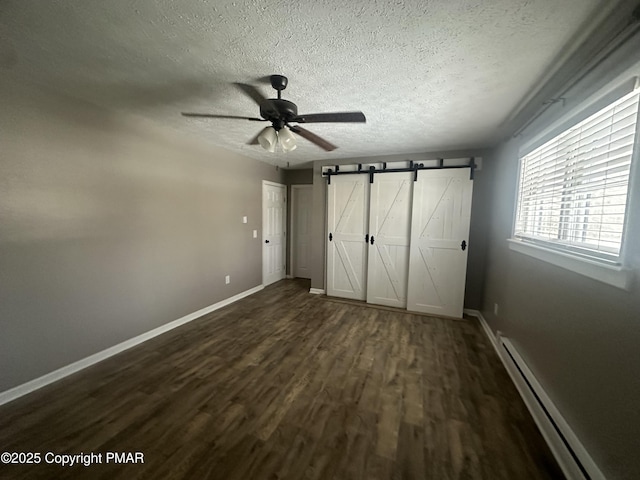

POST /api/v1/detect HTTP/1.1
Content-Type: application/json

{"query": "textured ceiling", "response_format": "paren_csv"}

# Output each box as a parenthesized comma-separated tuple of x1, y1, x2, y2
(1, 0, 609, 167)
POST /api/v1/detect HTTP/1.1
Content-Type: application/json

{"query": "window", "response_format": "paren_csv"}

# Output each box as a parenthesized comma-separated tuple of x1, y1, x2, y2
(514, 88, 640, 263)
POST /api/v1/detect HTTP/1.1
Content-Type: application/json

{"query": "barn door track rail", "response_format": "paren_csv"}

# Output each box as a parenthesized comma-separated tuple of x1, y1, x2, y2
(323, 157, 476, 184)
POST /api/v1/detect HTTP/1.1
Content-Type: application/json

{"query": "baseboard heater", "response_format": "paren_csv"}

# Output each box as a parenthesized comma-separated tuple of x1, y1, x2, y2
(497, 336, 605, 480)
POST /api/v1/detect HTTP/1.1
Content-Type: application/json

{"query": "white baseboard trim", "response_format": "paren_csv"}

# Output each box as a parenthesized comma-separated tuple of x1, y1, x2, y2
(309, 288, 326, 295)
(464, 308, 605, 480)
(0, 284, 264, 407)
(464, 309, 499, 353)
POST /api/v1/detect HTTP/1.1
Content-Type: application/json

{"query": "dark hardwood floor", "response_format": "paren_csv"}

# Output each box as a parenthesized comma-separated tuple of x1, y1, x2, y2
(0, 279, 563, 479)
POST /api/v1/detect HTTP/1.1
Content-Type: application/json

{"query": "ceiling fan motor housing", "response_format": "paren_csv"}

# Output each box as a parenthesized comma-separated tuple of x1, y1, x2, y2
(260, 99, 298, 129)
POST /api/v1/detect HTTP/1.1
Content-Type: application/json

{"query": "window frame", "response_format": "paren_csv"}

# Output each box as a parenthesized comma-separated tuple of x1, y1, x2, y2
(509, 78, 640, 290)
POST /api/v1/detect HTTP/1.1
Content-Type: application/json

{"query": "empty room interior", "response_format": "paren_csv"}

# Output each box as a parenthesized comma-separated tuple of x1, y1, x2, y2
(2, 1, 640, 479)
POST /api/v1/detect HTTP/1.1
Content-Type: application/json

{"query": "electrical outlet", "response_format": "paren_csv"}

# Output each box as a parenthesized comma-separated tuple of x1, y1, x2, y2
(494, 303, 499, 316)
(225, 275, 230, 285)
(253, 230, 257, 238)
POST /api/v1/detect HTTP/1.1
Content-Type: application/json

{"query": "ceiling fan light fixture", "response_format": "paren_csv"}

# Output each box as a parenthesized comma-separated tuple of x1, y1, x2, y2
(278, 127, 297, 152)
(258, 126, 278, 152)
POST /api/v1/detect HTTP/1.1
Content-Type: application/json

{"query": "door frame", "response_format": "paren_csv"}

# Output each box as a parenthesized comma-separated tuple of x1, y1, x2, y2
(290, 184, 312, 279)
(262, 180, 287, 286)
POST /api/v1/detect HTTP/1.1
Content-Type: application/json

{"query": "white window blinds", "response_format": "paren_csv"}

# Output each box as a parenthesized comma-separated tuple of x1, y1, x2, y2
(514, 89, 640, 261)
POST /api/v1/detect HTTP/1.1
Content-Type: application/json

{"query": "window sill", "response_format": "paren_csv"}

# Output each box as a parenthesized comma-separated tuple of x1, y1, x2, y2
(507, 239, 633, 290)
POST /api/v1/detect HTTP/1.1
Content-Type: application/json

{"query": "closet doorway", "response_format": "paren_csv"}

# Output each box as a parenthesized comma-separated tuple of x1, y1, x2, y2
(290, 185, 312, 279)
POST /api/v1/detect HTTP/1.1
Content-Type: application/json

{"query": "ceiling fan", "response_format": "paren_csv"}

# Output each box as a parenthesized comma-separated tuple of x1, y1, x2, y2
(181, 75, 366, 152)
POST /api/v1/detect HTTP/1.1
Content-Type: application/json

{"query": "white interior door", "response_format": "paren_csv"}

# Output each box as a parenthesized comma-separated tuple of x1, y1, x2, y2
(407, 169, 473, 318)
(327, 175, 369, 300)
(291, 185, 312, 279)
(366, 172, 413, 308)
(263, 181, 286, 286)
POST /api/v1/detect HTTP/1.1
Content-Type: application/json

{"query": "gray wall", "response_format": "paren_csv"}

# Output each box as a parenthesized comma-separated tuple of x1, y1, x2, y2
(0, 77, 283, 392)
(309, 151, 491, 309)
(480, 35, 640, 480)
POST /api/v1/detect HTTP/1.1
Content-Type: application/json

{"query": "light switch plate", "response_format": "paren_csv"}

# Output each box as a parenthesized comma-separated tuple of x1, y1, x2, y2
(253, 230, 257, 238)
(242, 216, 248, 224)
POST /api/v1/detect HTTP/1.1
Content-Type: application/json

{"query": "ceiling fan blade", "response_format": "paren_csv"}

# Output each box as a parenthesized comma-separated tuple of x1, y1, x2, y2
(182, 113, 265, 121)
(293, 111, 366, 123)
(234, 83, 268, 107)
(289, 126, 337, 151)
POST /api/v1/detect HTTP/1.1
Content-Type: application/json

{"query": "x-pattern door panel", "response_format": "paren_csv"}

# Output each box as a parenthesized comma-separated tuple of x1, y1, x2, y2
(327, 176, 368, 300)
(366, 172, 412, 308)
(407, 169, 473, 318)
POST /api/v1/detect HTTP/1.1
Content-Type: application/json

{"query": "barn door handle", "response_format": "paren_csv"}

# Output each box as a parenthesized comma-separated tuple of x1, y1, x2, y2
(461, 240, 467, 251)
(329, 233, 333, 242)
(365, 233, 369, 243)
(370, 235, 375, 245)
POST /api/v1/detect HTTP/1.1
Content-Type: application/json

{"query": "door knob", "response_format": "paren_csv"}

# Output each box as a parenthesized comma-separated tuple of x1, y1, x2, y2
(370, 235, 375, 245)
(265, 239, 270, 243)
(461, 240, 466, 251)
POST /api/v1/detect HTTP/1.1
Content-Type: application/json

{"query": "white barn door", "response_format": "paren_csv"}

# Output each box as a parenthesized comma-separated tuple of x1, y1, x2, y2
(263, 181, 286, 286)
(407, 169, 473, 318)
(326, 175, 369, 300)
(366, 172, 413, 308)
